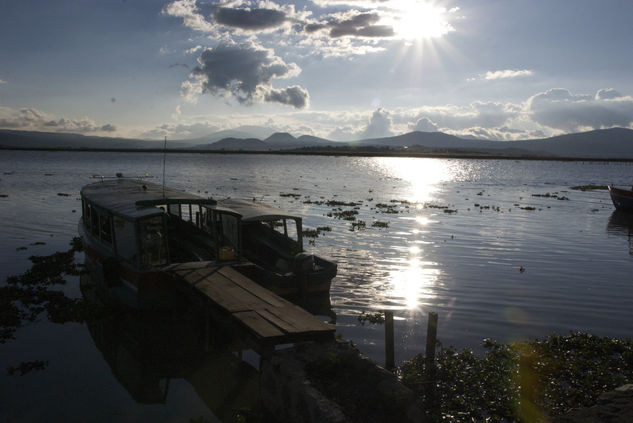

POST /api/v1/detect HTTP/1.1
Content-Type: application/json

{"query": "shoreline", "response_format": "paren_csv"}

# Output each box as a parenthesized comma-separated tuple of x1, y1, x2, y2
(2, 145, 633, 162)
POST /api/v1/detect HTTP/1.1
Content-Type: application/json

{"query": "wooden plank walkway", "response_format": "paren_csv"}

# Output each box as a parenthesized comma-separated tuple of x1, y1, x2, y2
(166, 262, 334, 348)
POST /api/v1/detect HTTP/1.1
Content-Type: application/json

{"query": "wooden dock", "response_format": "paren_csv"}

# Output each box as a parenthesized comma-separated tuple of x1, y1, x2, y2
(166, 262, 334, 351)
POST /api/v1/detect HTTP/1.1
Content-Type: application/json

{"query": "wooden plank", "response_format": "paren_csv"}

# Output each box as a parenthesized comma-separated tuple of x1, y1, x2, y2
(233, 311, 284, 339)
(194, 271, 265, 313)
(256, 305, 333, 334)
(179, 268, 215, 287)
(218, 267, 286, 308)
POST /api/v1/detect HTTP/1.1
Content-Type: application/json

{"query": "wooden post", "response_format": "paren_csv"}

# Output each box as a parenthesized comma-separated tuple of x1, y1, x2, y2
(425, 311, 439, 418)
(385, 310, 395, 370)
(425, 312, 438, 368)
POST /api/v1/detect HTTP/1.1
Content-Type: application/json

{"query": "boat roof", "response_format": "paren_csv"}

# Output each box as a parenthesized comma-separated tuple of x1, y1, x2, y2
(218, 198, 300, 223)
(81, 178, 217, 219)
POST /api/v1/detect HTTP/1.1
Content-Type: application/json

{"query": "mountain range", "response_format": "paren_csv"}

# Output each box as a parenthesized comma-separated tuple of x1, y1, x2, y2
(1, 127, 633, 159)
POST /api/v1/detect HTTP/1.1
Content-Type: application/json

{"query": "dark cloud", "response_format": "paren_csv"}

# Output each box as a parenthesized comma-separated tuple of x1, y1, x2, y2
(306, 12, 394, 38)
(213, 7, 287, 31)
(169, 63, 190, 69)
(100, 124, 117, 132)
(187, 42, 308, 108)
(264, 86, 309, 109)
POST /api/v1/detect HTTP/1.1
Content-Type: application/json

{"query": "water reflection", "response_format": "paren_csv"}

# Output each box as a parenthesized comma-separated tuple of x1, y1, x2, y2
(80, 267, 260, 421)
(387, 255, 439, 310)
(607, 211, 633, 255)
(373, 158, 451, 202)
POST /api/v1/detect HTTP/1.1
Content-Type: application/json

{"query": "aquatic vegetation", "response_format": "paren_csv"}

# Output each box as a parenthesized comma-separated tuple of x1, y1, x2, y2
(399, 332, 633, 422)
(302, 229, 319, 238)
(279, 192, 301, 198)
(326, 200, 362, 207)
(6, 360, 49, 376)
(520, 206, 536, 211)
(375, 203, 399, 213)
(316, 226, 332, 232)
(350, 220, 366, 231)
(371, 221, 389, 228)
(357, 311, 385, 325)
(570, 185, 608, 191)
(332, 209, 359, 220)
(443, 209, 458, 214)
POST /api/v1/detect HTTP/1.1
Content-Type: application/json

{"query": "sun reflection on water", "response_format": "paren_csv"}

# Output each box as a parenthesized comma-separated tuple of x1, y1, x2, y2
(373, 157, 452, 203)
(368, 158, 450, 309)
(387, 254, 439, 310)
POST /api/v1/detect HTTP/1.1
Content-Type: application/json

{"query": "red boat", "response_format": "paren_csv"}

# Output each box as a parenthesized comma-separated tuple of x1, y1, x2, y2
(609, 186, 633, 213)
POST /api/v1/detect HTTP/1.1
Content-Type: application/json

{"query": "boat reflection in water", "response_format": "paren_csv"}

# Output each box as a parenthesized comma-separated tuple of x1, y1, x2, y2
(607, 211, 633, 256)
(80, 263, 262, 420)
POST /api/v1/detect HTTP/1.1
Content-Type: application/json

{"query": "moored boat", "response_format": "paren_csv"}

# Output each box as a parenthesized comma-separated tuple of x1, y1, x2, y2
(608, 186, 633, 213)
(219, 198, 337, 298)
(79, 177, 243, 308)
(79, 176, 336, 308)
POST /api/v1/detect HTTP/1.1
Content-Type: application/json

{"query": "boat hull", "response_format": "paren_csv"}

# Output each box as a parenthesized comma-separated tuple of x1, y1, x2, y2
(609, 186, 633, 213)
(236, 256, 337, 298)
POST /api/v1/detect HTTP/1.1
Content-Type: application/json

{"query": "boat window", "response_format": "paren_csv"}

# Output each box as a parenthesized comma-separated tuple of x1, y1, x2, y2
(284, 219, 300, 243)
(114, 217, 137, 265)
(90, 205, 99, 237)
(100, 215, 112, 244)
(220, 214, 239, 249)
(139, 216, 167, 269)
(168, 204, 180, 218)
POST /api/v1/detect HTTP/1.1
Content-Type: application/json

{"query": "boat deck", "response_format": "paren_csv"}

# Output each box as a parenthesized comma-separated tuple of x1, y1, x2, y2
(165, 262, 334, 351)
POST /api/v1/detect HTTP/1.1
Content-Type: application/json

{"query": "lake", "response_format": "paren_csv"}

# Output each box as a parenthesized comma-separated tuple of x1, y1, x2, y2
(1, 150, 633, 421)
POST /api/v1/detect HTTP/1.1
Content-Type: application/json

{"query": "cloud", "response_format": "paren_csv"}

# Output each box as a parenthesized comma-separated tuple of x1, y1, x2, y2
(0, 79, 5, 84)
(212, 6, 288, 31)
(595, 88, 626, 100)
(361, 108, 394, 139)
(140, 121, 221, 140)
(264, 85, 310, 109)
(410, 117, 439, 132)
(162, 0, 216, 33)
(306, 11, 394, 38)
(0, 107, 117, 134)
(484, 69, 533, 80)
(528, 88, 633, 132)
(183, 41, 309, 108)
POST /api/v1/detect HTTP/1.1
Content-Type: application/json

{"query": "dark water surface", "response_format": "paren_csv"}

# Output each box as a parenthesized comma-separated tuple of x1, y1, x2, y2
(1, 150, 633, 421)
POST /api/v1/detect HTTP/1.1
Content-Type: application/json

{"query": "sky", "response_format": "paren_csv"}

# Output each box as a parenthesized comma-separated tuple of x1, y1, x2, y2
(1, 0, 633, 142)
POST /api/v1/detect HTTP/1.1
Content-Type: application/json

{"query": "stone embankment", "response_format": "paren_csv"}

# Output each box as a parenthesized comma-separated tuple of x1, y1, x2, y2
(261, 340, 424, 423)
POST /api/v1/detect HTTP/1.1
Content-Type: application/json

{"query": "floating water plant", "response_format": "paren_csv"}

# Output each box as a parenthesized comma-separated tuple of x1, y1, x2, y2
(371, 221, 389, 228)
(570, 185, 608, 191)
(357, 311, 385, 325)
(400, 332, 633, 421)
(350, 220, 366, 231)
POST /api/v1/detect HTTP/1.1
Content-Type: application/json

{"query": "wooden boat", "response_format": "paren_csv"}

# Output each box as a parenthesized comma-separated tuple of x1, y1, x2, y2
(79, 177, 335, 308)
(219, 199, 337, 298)
(608, 186, 633, 213)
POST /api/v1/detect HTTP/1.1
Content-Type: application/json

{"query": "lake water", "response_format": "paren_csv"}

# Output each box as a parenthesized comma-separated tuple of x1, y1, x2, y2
(1, 150, 633, 421)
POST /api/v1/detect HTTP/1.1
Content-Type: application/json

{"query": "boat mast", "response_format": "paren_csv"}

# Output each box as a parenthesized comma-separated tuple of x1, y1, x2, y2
(162, 135, 167, 198)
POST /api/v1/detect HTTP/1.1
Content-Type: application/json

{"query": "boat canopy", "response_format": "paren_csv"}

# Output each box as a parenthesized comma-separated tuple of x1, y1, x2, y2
(81, 179, 217, 220)
(218, 199, 301, 223)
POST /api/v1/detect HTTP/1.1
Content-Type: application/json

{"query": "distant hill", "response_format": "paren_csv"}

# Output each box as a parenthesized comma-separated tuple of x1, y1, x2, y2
(1, 127, 632, 159)
(352, 128, 633, 158)
(0, 129, 194, 149)
(194, 137, 268, 151)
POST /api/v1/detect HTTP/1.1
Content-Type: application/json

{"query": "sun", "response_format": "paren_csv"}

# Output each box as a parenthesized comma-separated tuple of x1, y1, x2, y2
(389, 1, 455, 41)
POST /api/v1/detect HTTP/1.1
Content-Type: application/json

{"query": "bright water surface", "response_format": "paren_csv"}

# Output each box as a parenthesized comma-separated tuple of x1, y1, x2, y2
(1, 150, 633, 421)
